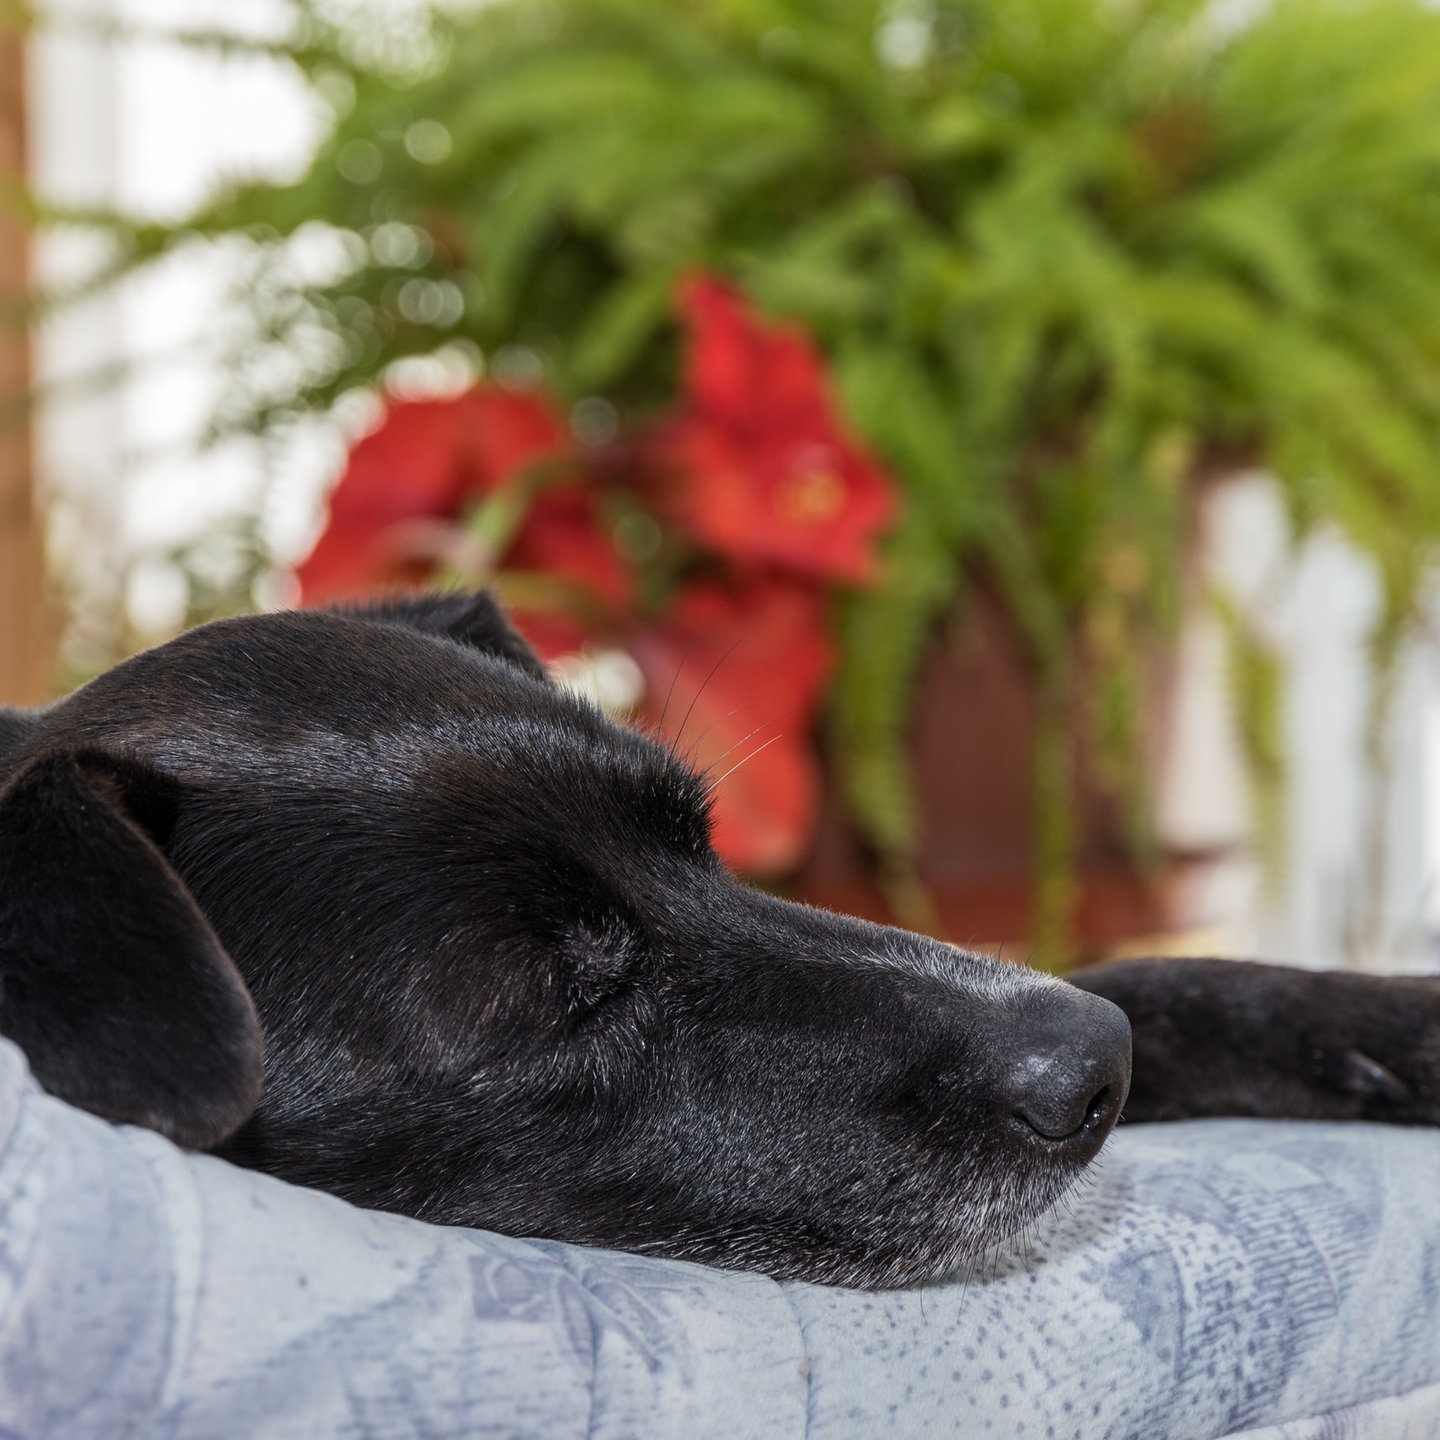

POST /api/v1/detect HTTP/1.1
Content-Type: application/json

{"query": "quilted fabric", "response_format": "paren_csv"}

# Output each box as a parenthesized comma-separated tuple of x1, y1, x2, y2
(0, 1034, 1436, 1439)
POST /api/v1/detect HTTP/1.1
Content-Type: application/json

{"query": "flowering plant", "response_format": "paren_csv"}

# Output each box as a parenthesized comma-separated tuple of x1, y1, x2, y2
(54, 0, 1440, 961)
(299, 274, 897, 872)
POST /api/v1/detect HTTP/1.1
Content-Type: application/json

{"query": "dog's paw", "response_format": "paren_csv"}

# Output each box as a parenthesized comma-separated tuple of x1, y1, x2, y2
(1070, 958, 1440, 1126)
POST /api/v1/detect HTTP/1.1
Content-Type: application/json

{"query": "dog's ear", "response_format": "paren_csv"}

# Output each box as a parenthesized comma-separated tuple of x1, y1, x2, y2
(340, 590, 550, 681)
(0, 753, 263, 1148)
(0, 706, 36, 769)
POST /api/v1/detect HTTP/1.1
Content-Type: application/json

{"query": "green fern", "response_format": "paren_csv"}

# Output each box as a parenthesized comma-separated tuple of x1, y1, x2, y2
(29, 0, 1440, 964)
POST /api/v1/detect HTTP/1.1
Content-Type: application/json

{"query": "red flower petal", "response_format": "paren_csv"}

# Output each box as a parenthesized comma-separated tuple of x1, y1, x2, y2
(298, 386, 569, 606)
(627, 578, 833, 874)
(506, 607, 598, 666)
(663, 274, 899, 584)
(507, 485, 632, 610)
(676, 274, 828, 433)
(458, 387, 570, 504)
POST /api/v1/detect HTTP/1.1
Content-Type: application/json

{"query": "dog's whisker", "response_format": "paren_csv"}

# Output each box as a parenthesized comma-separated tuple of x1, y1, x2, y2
(704, 732, 784, 796)
(682, 703, 766, 769)
(697, 710, 794, 778)
(669, 640, 742, 752)
(657, 642, 695, 757)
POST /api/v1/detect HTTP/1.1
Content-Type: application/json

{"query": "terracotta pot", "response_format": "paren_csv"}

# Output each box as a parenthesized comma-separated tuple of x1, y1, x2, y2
(785, 589, 1208, 959)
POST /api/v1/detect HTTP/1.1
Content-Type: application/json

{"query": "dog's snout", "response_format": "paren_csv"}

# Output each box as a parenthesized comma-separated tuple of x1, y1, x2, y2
(1000, 987, 1132, 1148)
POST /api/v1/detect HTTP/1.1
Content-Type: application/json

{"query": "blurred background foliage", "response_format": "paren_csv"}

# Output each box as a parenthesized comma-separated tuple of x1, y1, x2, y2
(21, 0, 1440, 962)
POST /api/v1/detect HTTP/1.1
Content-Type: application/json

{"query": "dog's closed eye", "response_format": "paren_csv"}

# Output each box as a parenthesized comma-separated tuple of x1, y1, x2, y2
(562, 918, 647, 1017)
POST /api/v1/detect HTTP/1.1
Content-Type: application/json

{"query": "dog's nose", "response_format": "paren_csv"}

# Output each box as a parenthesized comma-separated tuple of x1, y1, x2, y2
(999, 986, 1132, 1147)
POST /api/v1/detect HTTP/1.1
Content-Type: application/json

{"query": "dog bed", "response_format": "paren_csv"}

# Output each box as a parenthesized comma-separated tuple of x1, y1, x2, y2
(0, 1035, 1436, 1440)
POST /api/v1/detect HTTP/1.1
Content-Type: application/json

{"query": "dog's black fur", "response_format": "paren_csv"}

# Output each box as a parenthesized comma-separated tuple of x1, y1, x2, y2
(1, 591, 1438, 1287)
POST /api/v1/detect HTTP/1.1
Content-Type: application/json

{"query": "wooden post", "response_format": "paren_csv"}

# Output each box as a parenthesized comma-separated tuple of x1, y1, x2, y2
(0, 27, 54, 705)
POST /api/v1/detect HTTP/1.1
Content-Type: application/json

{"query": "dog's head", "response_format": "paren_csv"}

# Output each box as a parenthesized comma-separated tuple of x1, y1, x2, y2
(0, 592, 1129, 1286)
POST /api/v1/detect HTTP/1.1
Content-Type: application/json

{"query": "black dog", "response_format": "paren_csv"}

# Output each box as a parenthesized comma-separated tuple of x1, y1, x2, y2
(1, 591, 1437, 1288)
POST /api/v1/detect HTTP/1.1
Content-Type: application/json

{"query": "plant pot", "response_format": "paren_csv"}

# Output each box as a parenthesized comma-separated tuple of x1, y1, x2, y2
(785, 588, 1214, 960)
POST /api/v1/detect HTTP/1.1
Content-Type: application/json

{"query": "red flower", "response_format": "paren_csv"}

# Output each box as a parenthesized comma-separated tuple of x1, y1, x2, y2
(506, 486, 631, 611)
(659, 274, 898, 584)
(297, 386, 628, 610)
(626, 578, 833, 873)
(506, 608, 599, 667)
(292, 302, 879, 876)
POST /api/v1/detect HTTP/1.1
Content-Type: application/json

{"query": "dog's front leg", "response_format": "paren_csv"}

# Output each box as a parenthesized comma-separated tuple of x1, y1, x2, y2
(1070, 957, 1440, 1125)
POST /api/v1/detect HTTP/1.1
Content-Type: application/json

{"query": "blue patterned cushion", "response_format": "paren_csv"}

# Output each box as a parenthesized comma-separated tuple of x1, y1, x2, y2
(0, 1034, 1436, 1439)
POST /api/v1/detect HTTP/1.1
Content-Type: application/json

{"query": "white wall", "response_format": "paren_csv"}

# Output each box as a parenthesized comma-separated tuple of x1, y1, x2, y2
(29, 0, 330, 651)
(1156, 476, 1438, 973)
